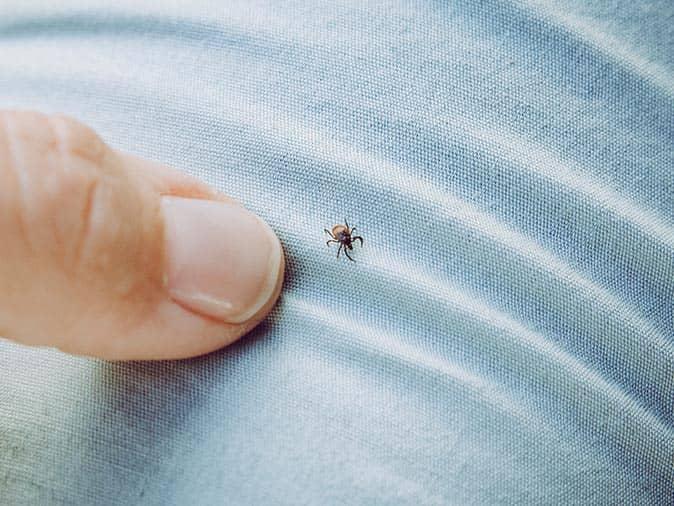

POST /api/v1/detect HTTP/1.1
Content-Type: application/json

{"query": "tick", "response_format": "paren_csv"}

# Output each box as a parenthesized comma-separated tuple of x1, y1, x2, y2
(324, 220, 364, 262)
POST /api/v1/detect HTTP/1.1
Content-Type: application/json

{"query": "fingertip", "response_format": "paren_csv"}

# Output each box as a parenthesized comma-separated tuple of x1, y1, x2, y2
(161, 196, 283, 324)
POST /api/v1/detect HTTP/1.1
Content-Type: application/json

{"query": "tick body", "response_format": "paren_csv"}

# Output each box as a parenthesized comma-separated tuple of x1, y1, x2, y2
(324, 220, 364, 262)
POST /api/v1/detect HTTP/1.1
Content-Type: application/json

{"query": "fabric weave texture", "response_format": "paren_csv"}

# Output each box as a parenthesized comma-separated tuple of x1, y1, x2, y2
(1, 1, 673, 504)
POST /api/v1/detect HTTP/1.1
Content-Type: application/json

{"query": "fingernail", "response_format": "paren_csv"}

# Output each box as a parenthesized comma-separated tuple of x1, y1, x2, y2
(161, 196, 282, 324)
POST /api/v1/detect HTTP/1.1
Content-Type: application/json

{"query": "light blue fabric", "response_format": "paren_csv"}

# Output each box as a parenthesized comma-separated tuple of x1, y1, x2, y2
(1, 1, 673, 504)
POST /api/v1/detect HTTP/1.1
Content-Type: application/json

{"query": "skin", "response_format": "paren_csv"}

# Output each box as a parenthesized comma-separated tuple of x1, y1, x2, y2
(0, 110, 285, 360)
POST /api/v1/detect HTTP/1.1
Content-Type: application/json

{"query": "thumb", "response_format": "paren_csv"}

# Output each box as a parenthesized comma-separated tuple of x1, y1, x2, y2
(0, 111, 284, 360)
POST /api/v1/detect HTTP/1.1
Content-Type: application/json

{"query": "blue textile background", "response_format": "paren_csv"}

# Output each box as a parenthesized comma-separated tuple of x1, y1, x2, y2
(1, 1, 673, 504)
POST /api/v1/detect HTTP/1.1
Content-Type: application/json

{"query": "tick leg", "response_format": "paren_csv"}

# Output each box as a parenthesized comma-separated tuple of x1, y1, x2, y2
(326, 239, 338, 246)
(337, 244, 342, 258)
(344, 248, 355, 262)
(353, 236, 364, 246)
(324, 229, 335, 239)
(345, 219, 349, 229)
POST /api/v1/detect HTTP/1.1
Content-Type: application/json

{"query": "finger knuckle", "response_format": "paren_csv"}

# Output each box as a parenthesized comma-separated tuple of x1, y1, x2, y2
(41, 170, 104, 268)
(35, 115, 112, 267)
(0, 111, 109, 267)
(48, 114, 108, 169)
(0, 111, 108, 178)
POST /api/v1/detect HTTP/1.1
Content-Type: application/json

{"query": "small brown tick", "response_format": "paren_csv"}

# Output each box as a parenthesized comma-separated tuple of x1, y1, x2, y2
(324, 220, 364, 262)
